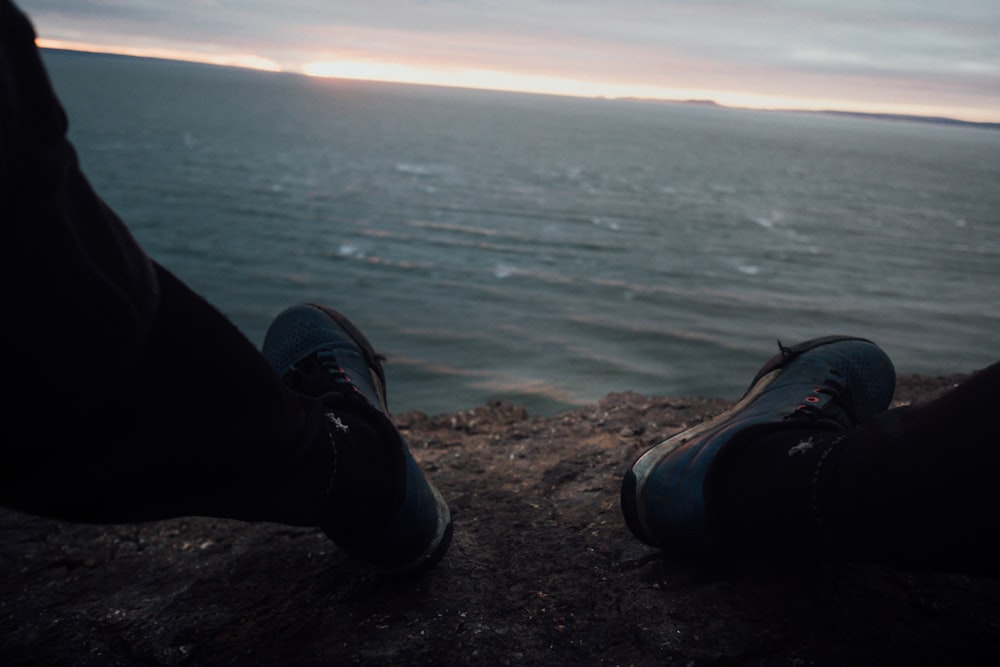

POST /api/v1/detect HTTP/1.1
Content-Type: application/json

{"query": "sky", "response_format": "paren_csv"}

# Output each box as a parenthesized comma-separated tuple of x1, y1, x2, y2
(18, 0, 1000, 123)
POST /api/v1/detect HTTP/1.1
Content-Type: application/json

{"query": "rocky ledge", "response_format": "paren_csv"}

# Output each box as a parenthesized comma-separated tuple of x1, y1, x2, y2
(3, 374, 999, 666)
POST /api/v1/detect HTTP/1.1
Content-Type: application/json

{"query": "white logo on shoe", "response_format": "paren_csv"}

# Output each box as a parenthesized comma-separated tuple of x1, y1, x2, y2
(326, 413, 350, 433)
(788, 437, 815, 456)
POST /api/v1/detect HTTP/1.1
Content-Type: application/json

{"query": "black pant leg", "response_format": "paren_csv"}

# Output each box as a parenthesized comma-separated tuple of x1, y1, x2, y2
(1, 0, 160, 414)
(712, 362, 1000, 574)
(0, 2, 331, 527)
(821, 362, 1000, 573)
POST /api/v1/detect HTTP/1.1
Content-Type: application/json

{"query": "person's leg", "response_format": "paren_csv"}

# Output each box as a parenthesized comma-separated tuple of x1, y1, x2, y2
(3, 262, 314, 525)
(1, 1, 451, 572)
(820, 362, 1000, 573)
(4, 263, 450, 572)
(2, 0, 160, 417)
(622, 336, 1000, 575)
(2, 0, 314, 525)
(709, 361, 1000, 569)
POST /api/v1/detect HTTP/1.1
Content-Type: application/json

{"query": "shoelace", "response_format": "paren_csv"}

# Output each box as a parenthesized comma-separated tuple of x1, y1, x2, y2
(287, 350, 361, 399)
(787, 371, 851, 422)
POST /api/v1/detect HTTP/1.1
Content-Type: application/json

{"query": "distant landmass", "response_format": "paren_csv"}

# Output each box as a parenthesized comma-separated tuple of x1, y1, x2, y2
(659, 98, 1000, 131)
(805, 109, 1000, 131)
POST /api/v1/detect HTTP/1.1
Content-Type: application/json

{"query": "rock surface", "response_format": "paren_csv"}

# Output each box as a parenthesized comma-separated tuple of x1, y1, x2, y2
(3, 374, 999, 666)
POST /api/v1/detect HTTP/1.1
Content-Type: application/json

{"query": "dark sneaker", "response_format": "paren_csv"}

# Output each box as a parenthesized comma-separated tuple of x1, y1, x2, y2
(263, 304, 452, 574)
(620, 336, 895, 556)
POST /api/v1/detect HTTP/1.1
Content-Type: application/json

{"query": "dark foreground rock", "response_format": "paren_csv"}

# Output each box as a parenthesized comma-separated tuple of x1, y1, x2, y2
(3, 375, 999, 666)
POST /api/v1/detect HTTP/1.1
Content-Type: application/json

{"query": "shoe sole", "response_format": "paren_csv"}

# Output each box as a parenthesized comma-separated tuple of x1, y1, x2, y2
(386, 481, 454, 576)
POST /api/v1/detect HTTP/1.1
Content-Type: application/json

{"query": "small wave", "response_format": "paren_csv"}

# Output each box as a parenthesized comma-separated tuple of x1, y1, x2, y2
(395, 162, 433, 175)
(363, 255, 434, 271)
(282, 273, 312, 285)
(338, 243, 365, 258)
(591, 217, 621, 231)
(388, 355, 489, 379)
(394, 162, 454, 177)
(735, 262, 761, 275)
(751, 209, 785, 229)
(493, 263, 518, 279)
(407, 219, 499, 237)
(469, 375, 587, 407)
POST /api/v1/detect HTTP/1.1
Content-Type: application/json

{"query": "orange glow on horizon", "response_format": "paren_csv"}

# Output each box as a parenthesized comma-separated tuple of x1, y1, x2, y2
(36, 38, 282, 73)
(301, 59, 1000, 124)
(301, 59, 699, 98)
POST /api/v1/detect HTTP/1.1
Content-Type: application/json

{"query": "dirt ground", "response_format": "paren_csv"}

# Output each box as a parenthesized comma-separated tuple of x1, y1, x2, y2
(3, 374, 1000, 666)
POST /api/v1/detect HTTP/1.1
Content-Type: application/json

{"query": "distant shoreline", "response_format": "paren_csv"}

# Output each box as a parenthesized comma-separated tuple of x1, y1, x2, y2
(41, 47, 1000, 132)
(802, 108, 1000, 130)
(638, 97, 1000, 131)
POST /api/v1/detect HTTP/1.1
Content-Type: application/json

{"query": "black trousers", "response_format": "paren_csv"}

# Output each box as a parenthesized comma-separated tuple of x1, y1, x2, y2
(1, 0, 328, 526)
(713, 360, 1000, 574)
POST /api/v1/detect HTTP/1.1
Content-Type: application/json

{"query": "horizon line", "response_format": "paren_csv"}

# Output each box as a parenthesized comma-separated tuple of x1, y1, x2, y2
(38, 42, 1000, 128)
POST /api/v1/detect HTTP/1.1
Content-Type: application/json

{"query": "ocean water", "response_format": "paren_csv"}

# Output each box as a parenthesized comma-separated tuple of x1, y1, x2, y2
(41, 50, 1000, 416)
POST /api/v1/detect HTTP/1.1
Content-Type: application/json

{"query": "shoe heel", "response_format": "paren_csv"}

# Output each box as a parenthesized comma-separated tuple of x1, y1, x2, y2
(360, 450, 453, 575)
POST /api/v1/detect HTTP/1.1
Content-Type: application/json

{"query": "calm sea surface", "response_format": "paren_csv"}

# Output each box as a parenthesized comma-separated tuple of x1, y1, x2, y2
(41, 50, 1000, 416)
